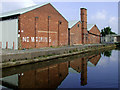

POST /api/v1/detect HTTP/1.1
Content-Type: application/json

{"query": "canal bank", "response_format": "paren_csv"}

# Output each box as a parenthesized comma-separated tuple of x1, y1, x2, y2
(0, 43, 116, 68)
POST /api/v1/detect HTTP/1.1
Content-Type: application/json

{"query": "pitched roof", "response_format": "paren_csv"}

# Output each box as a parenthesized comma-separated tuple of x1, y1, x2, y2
(0, 2, 49, 18)
(68, 20, 81, 28)
(87, 24, 95, 31)
(0, 2, 68, 21)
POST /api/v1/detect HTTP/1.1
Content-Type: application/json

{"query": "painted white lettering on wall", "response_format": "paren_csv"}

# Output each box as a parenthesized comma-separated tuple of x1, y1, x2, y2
(31, 37, 35, 42)
(22, 37, 52, 43)
(26, 37, 29, 42)
(49, 37, 51, 42)
(23, 37, 26, 42)
(36, 37, 38, 42)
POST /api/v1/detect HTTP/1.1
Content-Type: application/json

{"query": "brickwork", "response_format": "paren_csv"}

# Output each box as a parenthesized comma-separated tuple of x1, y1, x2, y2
(70, 22, 82, 45)
(19, 3, 68, 49)
(81, 8, 88, 44)
(88, 25, 101, 44)
(69, 9, 100, 45)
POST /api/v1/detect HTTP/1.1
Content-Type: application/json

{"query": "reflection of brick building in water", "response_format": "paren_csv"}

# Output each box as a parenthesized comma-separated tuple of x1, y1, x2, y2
(18, 54, 101, 88)
(18, 62, 68, 88)
(88, 54, 101, 66)
(2, 54, 101, 88)
(69, 57, 87, 86)
(69, 54, 101, 86)
(70, 58, 82, 73)
(81, 58, 87, 86)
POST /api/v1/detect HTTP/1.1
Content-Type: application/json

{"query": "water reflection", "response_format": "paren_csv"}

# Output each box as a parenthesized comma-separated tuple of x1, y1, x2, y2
(101, 50, 112, 57)
(1, 53, 102, 89)
(19, 62, 69, 88)
(69, 54, 101, 86)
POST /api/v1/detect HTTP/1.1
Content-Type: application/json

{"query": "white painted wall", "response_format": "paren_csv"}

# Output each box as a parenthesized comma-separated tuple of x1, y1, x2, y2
(0, 19, 18, 49)
(114, 37, 117, 42)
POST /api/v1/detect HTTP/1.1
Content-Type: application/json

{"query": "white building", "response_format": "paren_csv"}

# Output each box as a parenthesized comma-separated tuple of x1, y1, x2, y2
(101, 34, 120, 43)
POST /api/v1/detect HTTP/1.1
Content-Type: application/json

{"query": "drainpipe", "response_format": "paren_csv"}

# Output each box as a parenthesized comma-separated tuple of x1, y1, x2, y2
(68, 28, 70, 45)
(48, 16, 51, 47)
(58, 20, 62, 46)
(35, 17, 38, 48)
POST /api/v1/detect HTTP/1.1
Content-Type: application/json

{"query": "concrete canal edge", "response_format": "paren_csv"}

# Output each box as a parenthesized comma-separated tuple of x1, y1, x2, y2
(0, 44, 117, 69)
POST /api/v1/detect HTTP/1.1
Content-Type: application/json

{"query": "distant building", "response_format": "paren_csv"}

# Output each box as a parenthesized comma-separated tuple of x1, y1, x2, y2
(101, 34, 120, 43)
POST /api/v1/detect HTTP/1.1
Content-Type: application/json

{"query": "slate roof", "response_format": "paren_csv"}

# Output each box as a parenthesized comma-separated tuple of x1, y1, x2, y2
(87, 24, 95, 31)
(0, 2, 68, 21)
(68, 20, 81, 28)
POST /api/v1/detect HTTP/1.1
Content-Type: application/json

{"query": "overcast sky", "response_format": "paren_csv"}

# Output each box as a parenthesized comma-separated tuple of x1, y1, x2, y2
(0, 0, 119, 34)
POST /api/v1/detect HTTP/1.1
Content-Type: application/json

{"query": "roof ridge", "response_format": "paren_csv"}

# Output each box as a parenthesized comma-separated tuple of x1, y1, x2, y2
(0, 2, 50, 18)
(68, 20, 80, 28)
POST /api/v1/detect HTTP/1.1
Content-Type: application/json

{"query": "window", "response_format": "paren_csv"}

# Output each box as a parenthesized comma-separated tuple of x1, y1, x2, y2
(78, 24, 79, 27)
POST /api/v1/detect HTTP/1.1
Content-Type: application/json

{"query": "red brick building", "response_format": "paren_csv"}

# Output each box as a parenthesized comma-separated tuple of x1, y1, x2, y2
(1, 3, 101, 50)
(0, 3, 68, 49)
(87, 24, 101, 44)
(68, 20, 82, 45)
(68, 8, 100, 45)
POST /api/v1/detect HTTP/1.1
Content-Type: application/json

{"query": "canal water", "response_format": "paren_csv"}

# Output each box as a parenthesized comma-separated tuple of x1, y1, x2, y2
(0, 48, 119, 89)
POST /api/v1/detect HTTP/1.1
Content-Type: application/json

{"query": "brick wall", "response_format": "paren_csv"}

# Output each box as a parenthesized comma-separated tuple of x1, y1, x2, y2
(88, 25, 101, 44)
(18, 3, 68, 49)
(70, 22, 82, 45)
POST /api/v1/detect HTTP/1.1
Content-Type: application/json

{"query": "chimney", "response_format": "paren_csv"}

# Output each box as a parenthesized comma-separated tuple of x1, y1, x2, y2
(81, 8, 87, 44)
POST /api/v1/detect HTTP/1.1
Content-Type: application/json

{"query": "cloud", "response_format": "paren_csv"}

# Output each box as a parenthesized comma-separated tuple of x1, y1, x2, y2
(1, 0, 36, 13)
(109, 16, 117, 23)
(90, 9, 118, 34)
(108, 16, 118, 33)
(19, 0, 36, 7)
(89, 10, 108, 32)
(91, 10, 107, 20)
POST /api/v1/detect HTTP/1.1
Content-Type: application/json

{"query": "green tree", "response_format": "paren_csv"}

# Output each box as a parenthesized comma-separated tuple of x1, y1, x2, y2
(101, 26, 116, 36)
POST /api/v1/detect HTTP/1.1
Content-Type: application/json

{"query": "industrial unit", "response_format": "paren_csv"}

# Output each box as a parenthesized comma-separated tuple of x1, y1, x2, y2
(0, 3, 101, 50)
(68, 20, 82, 45)
(68, 8, 100, 45)
(0, 3, 68, 49)
(87, 24, 101, 44)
